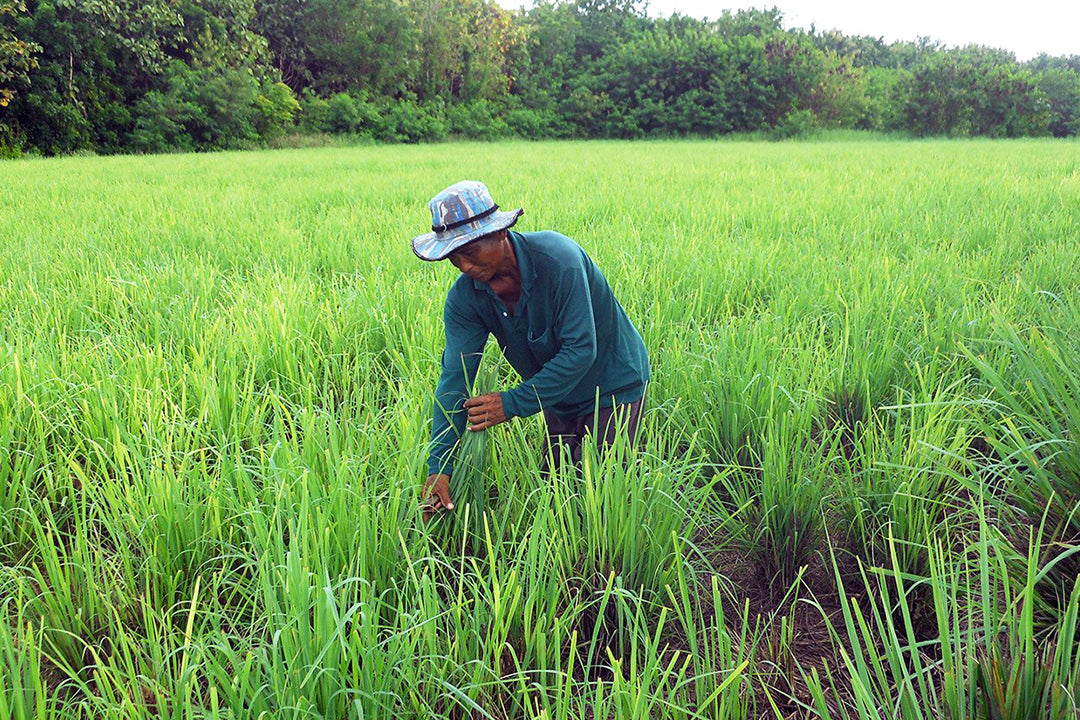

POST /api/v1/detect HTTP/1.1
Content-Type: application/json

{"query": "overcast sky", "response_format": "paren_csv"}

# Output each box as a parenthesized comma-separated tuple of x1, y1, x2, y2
(498, 0, 1079, 61)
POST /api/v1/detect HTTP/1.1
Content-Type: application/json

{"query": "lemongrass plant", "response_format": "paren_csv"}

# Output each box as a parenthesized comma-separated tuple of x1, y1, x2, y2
(963, 294, 1080, 628)
(804, 503, 1080, 720)
(1, 139, 1078, 718)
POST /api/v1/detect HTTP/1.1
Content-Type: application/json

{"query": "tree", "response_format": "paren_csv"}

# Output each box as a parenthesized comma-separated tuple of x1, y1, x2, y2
(597, 17, 735, 136)
(1037, 67, 1080, 137)
(304, 0, 413, 95)
(1, 0, 39, 107)
(177, 0, 271, 72)
(809, 49, 868, 128)
(861, 65, 907, 130)
(6, 0, 1076, 153)
(572, 0, 646, 61)
(809, 28, 889, 68)
(710, 6, 783, 38)
(509, 0, 580, 102)
(253, 0, 311, 88)
(3, 0, 127, 153)
(405, 0, 519, 103)
(901, 47, 1048, 137)
(130, 60, 294, 151)
(761, 32, 826, 127)
(1026, 53, 1080, 74)
(457, 0, 518, 102)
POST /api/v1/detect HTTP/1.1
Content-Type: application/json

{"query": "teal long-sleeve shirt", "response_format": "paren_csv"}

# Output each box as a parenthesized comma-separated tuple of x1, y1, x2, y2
(427, 230, 650, 477)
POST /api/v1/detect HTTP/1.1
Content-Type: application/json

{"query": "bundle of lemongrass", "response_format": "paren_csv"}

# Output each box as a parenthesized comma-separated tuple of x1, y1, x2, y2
(430, 360, 495, 557)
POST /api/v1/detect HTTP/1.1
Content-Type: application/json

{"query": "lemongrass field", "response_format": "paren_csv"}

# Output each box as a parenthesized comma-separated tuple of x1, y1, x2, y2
(1, 139, 1079, 719)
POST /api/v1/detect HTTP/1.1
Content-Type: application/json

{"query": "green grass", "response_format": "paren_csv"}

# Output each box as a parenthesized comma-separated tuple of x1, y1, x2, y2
(0, 138, 1078, 718)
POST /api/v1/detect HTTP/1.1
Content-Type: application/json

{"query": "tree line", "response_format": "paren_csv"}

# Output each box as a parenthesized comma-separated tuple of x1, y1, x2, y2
(2, 1, 1078, 156)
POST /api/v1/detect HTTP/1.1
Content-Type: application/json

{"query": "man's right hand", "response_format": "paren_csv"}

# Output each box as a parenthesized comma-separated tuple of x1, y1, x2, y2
(422, 473, 454, 524)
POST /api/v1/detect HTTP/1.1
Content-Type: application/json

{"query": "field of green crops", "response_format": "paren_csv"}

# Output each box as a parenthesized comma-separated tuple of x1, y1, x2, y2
(1, 138, 1079, 719)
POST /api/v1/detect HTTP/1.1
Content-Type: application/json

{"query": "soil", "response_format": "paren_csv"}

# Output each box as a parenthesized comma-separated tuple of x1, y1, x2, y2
(673, 519, 871, 719)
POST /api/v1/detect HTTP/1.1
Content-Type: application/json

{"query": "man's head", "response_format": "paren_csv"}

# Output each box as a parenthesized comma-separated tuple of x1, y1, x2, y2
(411, 181, 523, 262)
(446, 230, 511, 283)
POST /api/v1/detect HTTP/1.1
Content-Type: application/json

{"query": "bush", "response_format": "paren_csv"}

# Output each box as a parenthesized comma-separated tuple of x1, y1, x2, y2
(901, 49, 1049, 137)
(1038, 67, 1080, 137)
(130, 62, 264, 152)
(176, 67, 262, 148)
(130, 89, 195, 153)
(861, 66, 908, 131)
(19, 93, 93, 155)
(0, 122, 25, 158)
(255, 82, 300, 139)
(376, 98, 446, 143)
(809, 51, 869, 128)
(131, 66, 302, 152)
(502, 97, 569, 138)
(297, 90, 331, 133)
(769, 107, 816, 139)
(558, 85, 616, 137)
(445, 100, 510, 140)
(325, 92, 379, 135)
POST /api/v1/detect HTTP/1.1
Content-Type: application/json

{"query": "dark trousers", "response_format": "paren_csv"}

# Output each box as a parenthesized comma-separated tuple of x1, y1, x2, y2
(540, 397, 645, 473)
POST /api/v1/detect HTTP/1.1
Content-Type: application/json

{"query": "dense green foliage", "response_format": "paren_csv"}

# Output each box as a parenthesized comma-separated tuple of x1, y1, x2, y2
(3, 1, 1080, 154)
(0, 139, 1078, 716)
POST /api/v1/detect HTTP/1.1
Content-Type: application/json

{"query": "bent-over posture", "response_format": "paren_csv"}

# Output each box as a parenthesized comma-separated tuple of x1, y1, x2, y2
(412, 181, 649, 522)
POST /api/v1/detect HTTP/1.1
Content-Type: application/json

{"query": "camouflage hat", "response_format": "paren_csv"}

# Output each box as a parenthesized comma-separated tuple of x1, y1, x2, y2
(411, 180, 523, 261)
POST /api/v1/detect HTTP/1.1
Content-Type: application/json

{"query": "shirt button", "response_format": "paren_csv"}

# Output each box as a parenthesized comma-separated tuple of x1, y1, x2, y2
(502, 311, 507, 317)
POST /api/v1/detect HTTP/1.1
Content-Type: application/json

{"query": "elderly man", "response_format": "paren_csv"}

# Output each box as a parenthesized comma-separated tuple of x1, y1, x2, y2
(414, 180, 649, 522)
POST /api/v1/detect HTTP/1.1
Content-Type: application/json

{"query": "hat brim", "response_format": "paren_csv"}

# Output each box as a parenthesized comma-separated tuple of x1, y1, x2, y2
(411, 208, 524, 261)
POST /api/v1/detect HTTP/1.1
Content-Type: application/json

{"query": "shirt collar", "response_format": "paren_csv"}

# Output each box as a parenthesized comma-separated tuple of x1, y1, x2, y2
(471, 230, 534, 297)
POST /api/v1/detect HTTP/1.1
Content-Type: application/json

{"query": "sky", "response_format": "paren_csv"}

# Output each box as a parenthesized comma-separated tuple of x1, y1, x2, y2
(498, 0, 1079, 61)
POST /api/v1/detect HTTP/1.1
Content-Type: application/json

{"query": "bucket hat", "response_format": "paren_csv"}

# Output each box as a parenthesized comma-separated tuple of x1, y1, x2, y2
(411, 180, 523, 261)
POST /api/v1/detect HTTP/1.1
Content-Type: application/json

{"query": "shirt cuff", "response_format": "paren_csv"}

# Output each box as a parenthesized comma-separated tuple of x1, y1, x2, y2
(428, 447, 456, 477)
(500, 390, 520, 420)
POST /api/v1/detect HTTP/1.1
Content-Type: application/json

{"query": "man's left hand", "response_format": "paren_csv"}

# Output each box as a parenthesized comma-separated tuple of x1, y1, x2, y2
(464, 393, 507, 432)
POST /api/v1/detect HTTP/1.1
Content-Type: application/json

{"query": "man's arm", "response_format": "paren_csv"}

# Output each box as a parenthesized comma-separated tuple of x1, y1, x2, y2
(500, 262, 597, 419)
(428, 293, 489, 478)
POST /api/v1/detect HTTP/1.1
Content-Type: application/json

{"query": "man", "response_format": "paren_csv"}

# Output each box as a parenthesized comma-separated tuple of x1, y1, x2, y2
(413, 180, 649, 523)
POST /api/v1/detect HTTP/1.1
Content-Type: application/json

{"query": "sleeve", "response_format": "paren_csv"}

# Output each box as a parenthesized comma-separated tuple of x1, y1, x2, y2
(427, 292, 489, 477)
(500, 261, 597, 419)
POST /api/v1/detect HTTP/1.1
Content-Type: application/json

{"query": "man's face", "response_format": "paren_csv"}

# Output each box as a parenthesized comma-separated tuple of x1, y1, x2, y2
(447, 232, 505, 283)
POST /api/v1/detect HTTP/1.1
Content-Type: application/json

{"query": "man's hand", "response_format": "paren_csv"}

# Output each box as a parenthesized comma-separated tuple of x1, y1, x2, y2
(464, 393, 507, 432)
(422, 473, 453, 524)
